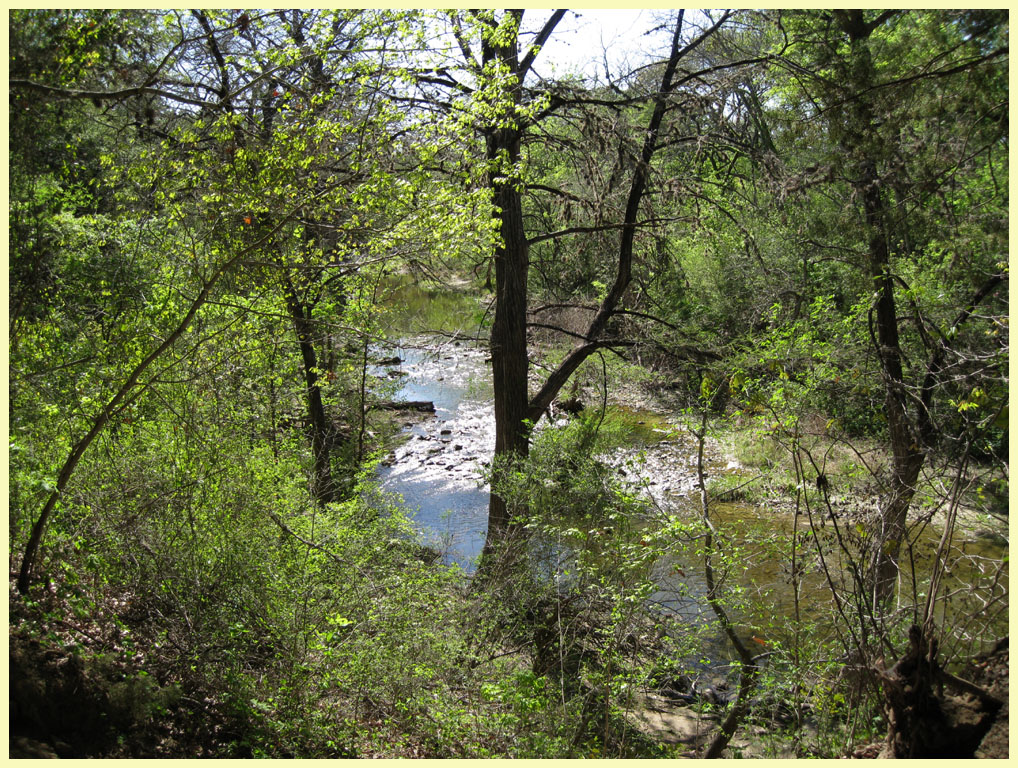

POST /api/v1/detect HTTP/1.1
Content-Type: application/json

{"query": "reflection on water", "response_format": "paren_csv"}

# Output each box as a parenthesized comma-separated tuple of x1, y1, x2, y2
(650, 498, 1009, 657)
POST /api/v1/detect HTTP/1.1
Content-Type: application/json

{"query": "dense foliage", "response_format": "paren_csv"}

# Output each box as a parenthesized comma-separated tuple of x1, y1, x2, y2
(9, 9, 1007, 758)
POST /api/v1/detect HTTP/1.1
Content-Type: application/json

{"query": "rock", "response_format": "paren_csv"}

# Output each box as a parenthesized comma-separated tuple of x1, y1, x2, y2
(376, 356, 402, 366)
(658, 673, 692, 698)
(850, 742, 882, 758)
(690, 681, 721, 707)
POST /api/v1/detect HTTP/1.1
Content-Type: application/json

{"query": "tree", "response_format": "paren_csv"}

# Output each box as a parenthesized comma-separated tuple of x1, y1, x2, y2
(10, 9, 478, 591)
(766, 9, 1008, 606)
(404, 9, 740, 558)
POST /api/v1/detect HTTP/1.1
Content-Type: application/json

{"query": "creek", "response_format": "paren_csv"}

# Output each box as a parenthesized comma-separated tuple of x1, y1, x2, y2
(377, 339, 494, 567)
(373, 283, 1007, 676)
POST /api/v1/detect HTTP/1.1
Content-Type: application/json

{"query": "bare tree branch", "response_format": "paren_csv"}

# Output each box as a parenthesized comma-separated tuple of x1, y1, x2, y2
(10, 78, 214, 109)
(518, 9, 567, 82)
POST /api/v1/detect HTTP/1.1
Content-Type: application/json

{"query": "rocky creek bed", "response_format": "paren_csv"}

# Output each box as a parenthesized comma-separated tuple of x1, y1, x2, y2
(374, 337, 730, 565)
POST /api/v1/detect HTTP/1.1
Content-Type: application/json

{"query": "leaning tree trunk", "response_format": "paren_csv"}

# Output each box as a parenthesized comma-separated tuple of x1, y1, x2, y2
(16, 220, 289, 593)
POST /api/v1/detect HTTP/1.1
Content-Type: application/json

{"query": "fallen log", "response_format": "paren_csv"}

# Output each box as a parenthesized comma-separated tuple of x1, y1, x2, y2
(373, 400, 436, 413)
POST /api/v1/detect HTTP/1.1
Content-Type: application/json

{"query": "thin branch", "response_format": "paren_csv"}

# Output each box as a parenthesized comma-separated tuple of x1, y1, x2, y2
(265, 508, 367, 579)
(527, 222, 630, 247)
(10, 78, 213, 110)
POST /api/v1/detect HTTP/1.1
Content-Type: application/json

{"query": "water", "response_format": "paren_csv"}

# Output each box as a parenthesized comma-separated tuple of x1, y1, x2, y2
(374, 330, 1008, 664)
(374, 339, 706, 570)
(377, 340, 494, 568)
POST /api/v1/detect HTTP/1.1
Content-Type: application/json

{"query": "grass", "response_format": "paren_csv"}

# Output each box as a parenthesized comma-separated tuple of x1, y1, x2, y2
(714, 413, 889, 503)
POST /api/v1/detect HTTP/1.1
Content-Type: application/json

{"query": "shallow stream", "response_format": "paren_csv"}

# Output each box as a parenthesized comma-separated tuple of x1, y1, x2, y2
(377, 340, 494, 566)
(376, 334, 1007, 663)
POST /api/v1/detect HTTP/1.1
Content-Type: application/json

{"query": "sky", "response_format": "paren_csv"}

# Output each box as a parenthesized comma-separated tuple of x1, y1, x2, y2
(521, 9, 678, 82)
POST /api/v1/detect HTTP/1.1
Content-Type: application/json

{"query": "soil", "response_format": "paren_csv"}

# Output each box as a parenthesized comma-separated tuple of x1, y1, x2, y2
(962, 637, 1009, 759)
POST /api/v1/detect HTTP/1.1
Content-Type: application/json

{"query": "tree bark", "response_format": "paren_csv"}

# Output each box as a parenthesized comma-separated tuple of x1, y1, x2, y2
(836, 12, 925, 605)
(281, 279, 335, 506)
(480, 11, 533, 550)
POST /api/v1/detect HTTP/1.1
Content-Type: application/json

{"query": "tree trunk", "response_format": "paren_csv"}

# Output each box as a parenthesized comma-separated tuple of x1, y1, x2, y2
(480, 12, 534, 554)
(282, 282, 335, 506)
(860, 157, 925, 603)
(837, 12, 926, 605)
(877, 624, 1002, 757)
(478, 11, 721, 558)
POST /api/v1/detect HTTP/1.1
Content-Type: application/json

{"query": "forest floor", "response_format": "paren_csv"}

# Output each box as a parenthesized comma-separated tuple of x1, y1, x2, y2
(10, 570, 1007, 758)
(9, 581, 232, 758)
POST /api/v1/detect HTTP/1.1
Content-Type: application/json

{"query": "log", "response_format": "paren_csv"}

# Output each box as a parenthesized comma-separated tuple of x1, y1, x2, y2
(374, 400, 435, 413)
